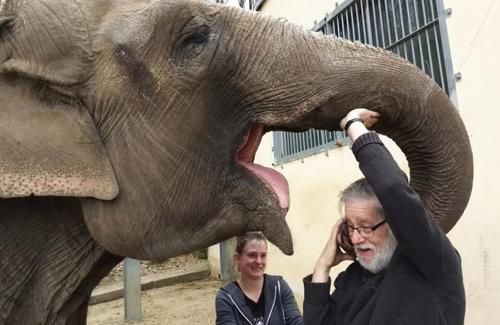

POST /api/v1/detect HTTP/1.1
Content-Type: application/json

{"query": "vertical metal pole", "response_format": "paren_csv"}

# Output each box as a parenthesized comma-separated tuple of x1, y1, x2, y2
(124, 258, 142, 321)
(378, 0, 386, 47)
(371, 0, 380, 46)
(365, 0, 373, 45)
(398, 0, 409, 58)
(355, 2, 361, 41)
(405, 0, 417, 61)
(413, 0, 426, 69)
(219, 240, 234, 282)
(435, 0, 458, 106)
(350, 5, 356, 41)
(272, 131, 281, 165)
(360, 0, 368, 42)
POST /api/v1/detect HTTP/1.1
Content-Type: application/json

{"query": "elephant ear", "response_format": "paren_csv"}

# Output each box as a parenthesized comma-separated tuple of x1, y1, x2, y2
(0, 83, 119, 200)
(0, 10, 118, 200)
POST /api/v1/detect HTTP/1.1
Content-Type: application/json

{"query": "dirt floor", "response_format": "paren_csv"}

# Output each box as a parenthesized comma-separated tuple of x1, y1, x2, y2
(87, 278, 222, 325)
(88, 253, 222, 325)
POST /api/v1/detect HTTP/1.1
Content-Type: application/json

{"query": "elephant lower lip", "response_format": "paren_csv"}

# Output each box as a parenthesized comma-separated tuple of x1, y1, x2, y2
(237, 124, 290, 210)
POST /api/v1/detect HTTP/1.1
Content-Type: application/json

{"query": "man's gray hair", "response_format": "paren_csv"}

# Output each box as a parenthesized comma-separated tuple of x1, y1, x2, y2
(339, 178, 385, 218)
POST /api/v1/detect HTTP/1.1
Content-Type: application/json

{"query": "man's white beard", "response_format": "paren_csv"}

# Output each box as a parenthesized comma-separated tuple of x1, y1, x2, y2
(355, 230, 398, 274)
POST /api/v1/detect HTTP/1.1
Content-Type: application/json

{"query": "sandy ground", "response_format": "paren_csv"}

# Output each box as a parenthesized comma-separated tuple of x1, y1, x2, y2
(88, 279, 222, 324)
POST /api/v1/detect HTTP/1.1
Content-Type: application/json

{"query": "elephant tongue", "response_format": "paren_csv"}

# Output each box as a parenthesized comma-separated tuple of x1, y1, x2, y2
(239, 162, 290, 210)
(237, 125, 290, 210)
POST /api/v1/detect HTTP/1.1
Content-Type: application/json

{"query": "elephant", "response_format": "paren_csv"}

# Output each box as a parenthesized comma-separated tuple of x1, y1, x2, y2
(0, 0, 473, 323)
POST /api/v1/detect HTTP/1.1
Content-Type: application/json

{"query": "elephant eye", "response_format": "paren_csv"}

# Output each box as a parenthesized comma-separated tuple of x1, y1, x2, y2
(178, 25, 212, 60)
(185, 25, 211, 45)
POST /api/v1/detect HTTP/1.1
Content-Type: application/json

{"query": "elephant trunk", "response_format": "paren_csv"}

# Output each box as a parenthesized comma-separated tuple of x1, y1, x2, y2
(252, 22, 473, 232)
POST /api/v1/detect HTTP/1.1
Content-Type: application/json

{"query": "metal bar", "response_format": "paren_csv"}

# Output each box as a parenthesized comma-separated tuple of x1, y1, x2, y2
(360, 0, 368, 42)
(341, 11, 347, 39)
(295, 133, 300, 154)
(413, 0, 421, 28)
(344, 11, 351, 39)
(432, 25, 446, 90)
(318, 130, 324, 146)
(335, 16, 341, 37)
(391, 0, 399, 41)
(349, 5, 355, 40)
(378, 0, 386, 47)
(279, 132, 284, 162)
(272, 132, 280, 164)
(398, 0, 408, 58)
(280, 132, 286, 161)
(430, 0, 436, 20)
(124, 258, 142, 321)
(413, 0, 426, 69)
(424, 27, 436, 79)
(278, 132, 284, 161)
(405, 0, 416, 61)
(384, 0, 392, 43)
(283, 132, 288, 161)
(355, 1, 362, 41)
(435, 0, 457, 105)
(320, 130, 327, 146)
(293, 133, 299, 155)
(371, 0, 380, 46)
(294, 133, 300, 155)
(365, 0, 373, 44)
(291, 133, 296, 155)
(289, 132, 296, 155)
(421, 0, 428, 24)
(398, 0, 406, 36)
(285, 133, 290, 157)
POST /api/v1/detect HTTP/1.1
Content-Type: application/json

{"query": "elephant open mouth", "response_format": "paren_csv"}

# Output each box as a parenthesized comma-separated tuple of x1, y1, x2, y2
(237, 124, 290, 211)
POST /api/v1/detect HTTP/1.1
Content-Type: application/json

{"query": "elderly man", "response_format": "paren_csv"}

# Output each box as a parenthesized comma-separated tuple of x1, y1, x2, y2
(303, 109, 465, 325)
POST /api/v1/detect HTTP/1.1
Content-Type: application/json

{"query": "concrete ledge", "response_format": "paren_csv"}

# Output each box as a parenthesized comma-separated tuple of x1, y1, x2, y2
(89, 262, 210, 305)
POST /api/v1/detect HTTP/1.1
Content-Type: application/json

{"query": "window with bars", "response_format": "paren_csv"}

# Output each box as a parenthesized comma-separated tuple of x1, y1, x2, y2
(272, 0, 455, 166)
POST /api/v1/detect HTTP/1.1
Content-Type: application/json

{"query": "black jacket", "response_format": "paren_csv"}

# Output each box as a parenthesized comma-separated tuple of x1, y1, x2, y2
(303, 133, 465, 325)
(216, 274, 303, 325)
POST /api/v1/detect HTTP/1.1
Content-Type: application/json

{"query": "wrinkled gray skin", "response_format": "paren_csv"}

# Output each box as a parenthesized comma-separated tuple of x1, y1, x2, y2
(0, 0, 472, 323)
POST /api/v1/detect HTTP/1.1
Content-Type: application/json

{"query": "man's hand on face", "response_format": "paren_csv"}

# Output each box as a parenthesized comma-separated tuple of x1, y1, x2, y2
(312, 218, 354, 283)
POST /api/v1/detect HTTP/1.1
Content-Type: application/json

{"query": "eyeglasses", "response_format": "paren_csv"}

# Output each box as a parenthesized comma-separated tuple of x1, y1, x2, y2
(342, 219, 387, 238)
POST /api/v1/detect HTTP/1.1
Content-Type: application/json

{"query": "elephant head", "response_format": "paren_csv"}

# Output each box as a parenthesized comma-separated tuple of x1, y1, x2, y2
(0, 0, 472, 261)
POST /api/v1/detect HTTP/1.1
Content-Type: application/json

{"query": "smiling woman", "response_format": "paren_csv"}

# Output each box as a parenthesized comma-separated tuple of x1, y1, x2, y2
(215, 232, 303, 325)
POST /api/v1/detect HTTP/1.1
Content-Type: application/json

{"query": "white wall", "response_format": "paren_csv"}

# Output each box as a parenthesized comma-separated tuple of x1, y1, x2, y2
(209, 0, 500, 322)
(443, 1, 500, 323)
